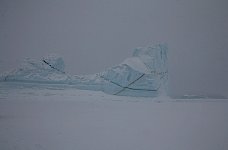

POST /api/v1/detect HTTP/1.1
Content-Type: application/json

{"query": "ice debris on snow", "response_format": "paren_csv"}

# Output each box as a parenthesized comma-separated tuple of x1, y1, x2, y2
(0, 44, 168, 97)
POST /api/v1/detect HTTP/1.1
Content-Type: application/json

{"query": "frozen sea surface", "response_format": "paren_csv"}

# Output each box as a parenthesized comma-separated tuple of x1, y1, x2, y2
(0, 82, 228, 150)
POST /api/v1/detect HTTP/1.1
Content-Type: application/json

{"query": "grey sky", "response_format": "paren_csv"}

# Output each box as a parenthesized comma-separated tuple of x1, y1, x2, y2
(0, 0, 228, 97)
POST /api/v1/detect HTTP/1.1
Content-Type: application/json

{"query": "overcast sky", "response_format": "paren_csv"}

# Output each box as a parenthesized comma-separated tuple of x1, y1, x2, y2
(0, 0, 228, 97)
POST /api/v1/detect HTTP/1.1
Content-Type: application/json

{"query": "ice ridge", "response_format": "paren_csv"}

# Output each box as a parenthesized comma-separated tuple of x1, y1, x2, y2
(0, 44, 168, 97)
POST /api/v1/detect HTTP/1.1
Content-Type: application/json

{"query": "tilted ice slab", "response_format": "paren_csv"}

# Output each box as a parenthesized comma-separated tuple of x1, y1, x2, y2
(0, 44, 168, 97)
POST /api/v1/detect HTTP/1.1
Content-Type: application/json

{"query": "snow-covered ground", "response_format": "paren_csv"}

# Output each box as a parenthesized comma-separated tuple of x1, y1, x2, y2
(0, 82, 228, 150)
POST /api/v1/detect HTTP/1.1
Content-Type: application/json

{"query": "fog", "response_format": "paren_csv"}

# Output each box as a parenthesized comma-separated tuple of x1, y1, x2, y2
(0, 0, 228, 97)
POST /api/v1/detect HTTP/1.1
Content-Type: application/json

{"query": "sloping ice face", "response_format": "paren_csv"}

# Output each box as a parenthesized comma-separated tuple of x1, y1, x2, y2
(0, 44, 168, 97)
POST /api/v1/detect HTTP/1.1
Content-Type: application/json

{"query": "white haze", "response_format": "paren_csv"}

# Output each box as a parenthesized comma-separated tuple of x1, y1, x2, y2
(0, 0, 228, 97)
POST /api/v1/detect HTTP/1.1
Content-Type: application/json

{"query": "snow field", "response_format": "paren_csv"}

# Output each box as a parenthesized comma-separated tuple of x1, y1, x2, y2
(0, 84, 228, 150)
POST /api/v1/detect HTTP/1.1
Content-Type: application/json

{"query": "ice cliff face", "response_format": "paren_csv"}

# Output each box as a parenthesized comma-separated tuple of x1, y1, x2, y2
(0, 44, 168, 97)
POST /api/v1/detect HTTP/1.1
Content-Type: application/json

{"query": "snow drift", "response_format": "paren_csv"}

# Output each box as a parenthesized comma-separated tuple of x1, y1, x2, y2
(0, 44, 168, 97)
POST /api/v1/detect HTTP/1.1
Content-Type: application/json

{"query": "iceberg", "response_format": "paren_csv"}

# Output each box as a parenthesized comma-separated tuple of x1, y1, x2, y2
(0, 44, 168, 97)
